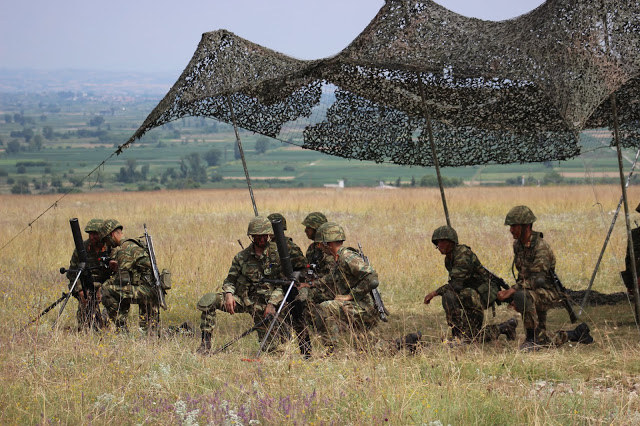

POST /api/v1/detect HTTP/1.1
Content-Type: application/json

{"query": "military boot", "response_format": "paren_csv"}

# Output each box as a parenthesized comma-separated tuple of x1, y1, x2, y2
(298, 333, 312, 359)
(498, 318, 518, 341)
(567, 322, 594, 344)
(519, 328, 550, 352)
(395, 331, 422, 353)
(197, 331, 212, 355)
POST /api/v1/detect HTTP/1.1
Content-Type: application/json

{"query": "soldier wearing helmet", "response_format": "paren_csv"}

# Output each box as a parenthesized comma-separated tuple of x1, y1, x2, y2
(306, 222, 380, 355)
(100, 219, 162, 333)
(424, 226, 517, 343)
(497, 206, 592, 350)
(301, 212, 334, 275)
(65, 218, 111, 331)
(196, 216, 307, 355)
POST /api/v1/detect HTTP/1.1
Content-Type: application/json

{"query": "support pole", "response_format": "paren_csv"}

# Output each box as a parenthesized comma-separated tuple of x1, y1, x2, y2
(227, 95, 259, 216)
(611, 93, 640, 325)
(579, 148, 640, 314)
(418, 74, 451, 227)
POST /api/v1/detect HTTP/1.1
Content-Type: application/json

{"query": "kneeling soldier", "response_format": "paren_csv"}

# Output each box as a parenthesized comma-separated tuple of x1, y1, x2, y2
(196, 216, 306, 355)
(100, 219, 162, 333)
(424, 226, 517, 343)
(307, 222, 379, 355)
(497, 206, 593, 351)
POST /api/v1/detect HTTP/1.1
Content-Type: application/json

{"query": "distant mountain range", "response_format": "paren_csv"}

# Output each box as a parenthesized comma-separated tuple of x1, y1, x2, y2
(0, 68, 178, 95)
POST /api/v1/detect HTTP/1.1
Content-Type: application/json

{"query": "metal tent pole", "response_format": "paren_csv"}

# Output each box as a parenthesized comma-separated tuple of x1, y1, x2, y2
(227, 95, 259, 216)
(611, 93, 640, 324)
(579, 148, 640, 314)
(418, 74, 451, 227)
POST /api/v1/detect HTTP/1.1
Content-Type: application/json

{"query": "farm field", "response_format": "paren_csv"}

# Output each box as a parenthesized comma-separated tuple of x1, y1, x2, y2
(1, 185, 639, 424)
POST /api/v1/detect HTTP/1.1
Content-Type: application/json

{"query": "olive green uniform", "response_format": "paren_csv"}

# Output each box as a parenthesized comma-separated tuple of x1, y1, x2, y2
(435, 244, 501, 341)
(101, 238, 160, 331)
(311, 246, 379, 348)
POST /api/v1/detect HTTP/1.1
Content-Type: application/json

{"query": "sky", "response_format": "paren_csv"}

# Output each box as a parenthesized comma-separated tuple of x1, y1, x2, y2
(0, 0, 545, 74)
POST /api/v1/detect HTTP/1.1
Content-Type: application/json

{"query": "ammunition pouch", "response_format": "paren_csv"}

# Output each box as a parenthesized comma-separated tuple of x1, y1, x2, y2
(476, 281, 498, 309)
(160, 269, 172, 290)
(115, 270, 132, 287)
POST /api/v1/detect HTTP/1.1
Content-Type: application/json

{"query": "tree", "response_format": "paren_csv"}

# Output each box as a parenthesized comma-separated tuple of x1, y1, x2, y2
(43, 126, 55, 140)
(88, 115, 105, 128)
(22, 128, 34, 142)
(6, 140, 21, 154)
(30, 135, 43, 151)
(4, 114, 12, 123)
(255, 136, 270, 154)
(395, 177, 401, 187)
(204, 148, 222, 166)
(11, 179, 30, 194)
(180, 152, 207, 183)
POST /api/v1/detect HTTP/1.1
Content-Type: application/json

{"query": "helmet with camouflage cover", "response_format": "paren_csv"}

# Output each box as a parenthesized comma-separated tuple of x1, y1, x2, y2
(84, 218, 104, 233)
(99, 218, 123, 240)
(267, 213, 287, 230)
(247, 216, 273, 236)
(315, 222, 346, 243)
(431, 226, 458, 246)
(504, 206, 537, 225)
(302, 212, 327, 230)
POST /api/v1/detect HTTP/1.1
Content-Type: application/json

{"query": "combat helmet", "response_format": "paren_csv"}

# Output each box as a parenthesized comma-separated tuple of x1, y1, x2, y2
(315, 222, 346, 243)
(84, 218, 104, 233)
(247, 216, 274, 236)
(267, 213, 287, 230)
(504, 206, 537, 225)
(302, 212, 327, 230)
(431, 226, 458, 246)
(99, 218, 123, 241)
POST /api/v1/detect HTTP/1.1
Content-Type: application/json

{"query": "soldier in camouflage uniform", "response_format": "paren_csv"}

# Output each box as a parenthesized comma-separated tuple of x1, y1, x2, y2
(196, 216, 308, 355)
(621, 202, 640, 295)
(306, 222, 379, 355)
(66, 218, 111, 331)
(99, 219, 161, 332)
(301, 212, 334, 276)
(497, 206, 593, 351)
(424, 226, 517, 343)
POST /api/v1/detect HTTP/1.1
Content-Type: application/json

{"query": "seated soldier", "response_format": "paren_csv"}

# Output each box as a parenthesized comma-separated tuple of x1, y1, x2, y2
(100, 219, 163, 333)
(423, 226, 517, 343)
(305, 222, 379, 355)
(196, 216, 308, 356)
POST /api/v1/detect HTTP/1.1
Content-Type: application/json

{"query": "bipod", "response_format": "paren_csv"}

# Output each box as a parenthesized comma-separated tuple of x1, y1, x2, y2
(52, 267, 83, 329)
(21, 292, 68, 332)
(254, 278, 296, 359)
(215, 315, 271, 356)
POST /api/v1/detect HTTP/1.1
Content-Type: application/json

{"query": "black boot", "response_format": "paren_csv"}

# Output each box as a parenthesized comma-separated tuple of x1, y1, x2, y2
(395, 331, 422, 353)
(197, 331, 212, 355)
(567, 322, 594, 344)
(498, 318, 518, 341)
(298, 332, 312, 359)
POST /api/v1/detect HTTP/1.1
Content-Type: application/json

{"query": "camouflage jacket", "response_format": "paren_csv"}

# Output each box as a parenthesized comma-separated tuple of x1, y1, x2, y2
(513, 231, 556, 290)
(105, 238, 153, 288)
(222, 241, 306, 307)
(67, 239, 111, 294)
(286, 237, 307, 271)
(305, 242, 336, 276)
(312, 246, 378, 311)
(436, 244, 495, 303)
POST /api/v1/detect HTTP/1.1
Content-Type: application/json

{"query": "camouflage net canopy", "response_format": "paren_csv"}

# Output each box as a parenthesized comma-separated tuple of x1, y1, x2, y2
(123, 0, 640, 167)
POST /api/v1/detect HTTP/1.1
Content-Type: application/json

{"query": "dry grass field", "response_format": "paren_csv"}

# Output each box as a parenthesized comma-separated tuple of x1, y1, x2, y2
(1, 185, 640, 425)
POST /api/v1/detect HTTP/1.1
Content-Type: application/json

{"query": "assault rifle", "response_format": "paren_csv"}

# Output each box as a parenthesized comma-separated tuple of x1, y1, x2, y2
(144, 224, 167, 311)
(357, 243, 389, 322)
(551, 270, 578, 324)
(482, 266, 511, 305)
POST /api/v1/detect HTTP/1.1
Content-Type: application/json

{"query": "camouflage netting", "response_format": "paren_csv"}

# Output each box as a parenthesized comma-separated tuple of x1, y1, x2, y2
(122, 0, 640, 167)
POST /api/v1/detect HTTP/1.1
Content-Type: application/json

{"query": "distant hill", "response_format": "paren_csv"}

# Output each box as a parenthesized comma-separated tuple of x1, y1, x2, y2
(0, 68, 177, 96)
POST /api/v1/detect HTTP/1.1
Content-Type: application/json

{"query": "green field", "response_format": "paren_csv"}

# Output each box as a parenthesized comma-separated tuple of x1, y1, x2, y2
(0, 92, 636, 195)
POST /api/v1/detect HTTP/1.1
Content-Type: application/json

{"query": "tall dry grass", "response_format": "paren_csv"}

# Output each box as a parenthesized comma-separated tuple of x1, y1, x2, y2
(0, 186, 639, 424)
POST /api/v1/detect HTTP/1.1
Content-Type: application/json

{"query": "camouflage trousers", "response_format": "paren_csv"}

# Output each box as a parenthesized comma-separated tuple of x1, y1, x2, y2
(513, 287, 568, 346)
(441, 289, 501, 342)
(102, 283, 159, 331)
(311, 299, 378, 348)
(196, 292, 294, 353)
